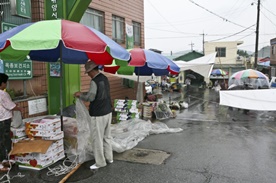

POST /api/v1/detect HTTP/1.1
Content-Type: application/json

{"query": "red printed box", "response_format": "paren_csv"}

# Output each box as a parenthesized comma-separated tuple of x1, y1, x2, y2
(26, 127, 61, 138)
(25, 117, 61, 131)
(10, 126, 26, 139)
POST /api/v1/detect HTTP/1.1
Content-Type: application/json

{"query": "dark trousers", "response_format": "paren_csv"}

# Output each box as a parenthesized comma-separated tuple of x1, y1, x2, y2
(0, 119, 12, 161)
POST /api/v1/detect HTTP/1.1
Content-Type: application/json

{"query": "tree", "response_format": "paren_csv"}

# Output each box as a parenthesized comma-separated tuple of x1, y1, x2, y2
(237, 49, 249, 57)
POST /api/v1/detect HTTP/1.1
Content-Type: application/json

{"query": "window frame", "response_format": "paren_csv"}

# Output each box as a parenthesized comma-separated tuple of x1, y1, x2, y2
(112, 15, 125, 44)
(132, 21, 141, 46)
(215, 47, 226, 57)
(80, 8, 104, 33)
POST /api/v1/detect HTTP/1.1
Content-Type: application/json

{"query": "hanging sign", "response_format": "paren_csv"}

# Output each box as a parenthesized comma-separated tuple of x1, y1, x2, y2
(44, 0, 64, 20)
(2, 60, 33, 80)
(10, 0, 32, 18)
(125, 23, 134, 49)
(1, 22, 17, 33)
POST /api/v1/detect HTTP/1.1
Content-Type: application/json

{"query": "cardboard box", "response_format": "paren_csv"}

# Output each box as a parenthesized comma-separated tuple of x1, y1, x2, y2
(10, 139, 53, 155)
(25, 116, 61, 131)
(26, 127, 61, 138)
(10, 126, 26, 139)
(16, 156, 53, 170)
(42, 131, 64, 140)
(10, 139, 65, 170)
(11, 136, 27, 143)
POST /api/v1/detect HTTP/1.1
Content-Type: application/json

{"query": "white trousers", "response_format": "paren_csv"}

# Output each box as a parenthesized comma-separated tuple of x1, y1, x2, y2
(89, 112, 113, 167)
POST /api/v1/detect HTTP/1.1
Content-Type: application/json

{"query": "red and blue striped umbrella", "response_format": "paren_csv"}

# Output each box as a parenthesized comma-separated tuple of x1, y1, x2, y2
(0, 19, 130, 123)
(0, 19, 130, 64)
(229, 69, 269, 89)
(230, 69, 267, 79)
(104, 48, 180, 76)
(211, 69, 228, 76)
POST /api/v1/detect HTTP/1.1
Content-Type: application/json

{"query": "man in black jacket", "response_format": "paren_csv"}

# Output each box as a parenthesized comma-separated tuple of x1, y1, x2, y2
(74, 61, 113, 169)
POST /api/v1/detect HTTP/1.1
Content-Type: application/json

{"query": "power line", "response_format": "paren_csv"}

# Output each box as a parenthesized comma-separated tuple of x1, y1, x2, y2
(207, 24, 256, 42)
(260, 10, 276, 28)
(145, 27, 199, 35)
(146, 0, 184, 33)
(188, 0, 248, 29)
(261, 3, 276, 17)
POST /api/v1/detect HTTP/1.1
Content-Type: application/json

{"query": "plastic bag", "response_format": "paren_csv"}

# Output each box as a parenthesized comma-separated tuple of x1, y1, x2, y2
(11, 111, 22, 128)
(74, 99, 94, 163)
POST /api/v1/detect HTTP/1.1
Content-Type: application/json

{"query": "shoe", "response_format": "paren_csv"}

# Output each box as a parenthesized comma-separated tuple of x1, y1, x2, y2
(90, 164, 99, 170)
(107, 160, 113, 164)
(0, 164, 10, 172)
(2, 160, 15, 167)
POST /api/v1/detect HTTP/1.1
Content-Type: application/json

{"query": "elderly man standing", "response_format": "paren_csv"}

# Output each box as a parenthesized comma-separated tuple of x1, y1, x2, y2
(74, 61, 113, 170)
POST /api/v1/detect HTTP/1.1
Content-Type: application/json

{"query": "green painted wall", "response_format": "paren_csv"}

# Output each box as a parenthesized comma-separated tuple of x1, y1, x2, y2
(45, 0, 91, 114)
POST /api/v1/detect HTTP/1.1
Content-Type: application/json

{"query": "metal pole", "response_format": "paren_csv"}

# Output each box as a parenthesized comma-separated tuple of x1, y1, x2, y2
(254, 0, 261, 69)
(23, 80, 27, 97)
(60, 46, 63, 130)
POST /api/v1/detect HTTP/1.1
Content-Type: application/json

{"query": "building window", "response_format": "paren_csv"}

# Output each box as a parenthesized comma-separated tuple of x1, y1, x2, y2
(112, 15, 125, 44)
(215, 47, 226, 57)
(80, 9, 104, 33)
(132, 21, 141, 46)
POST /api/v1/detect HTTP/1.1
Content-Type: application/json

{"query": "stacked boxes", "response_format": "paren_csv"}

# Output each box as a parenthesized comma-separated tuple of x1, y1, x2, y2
(11, 116, 65, 170)
(10, 126, 27, 143)
(114, 99, 140, 122)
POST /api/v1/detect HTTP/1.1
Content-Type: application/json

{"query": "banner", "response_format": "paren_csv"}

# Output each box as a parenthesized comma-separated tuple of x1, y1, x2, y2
(125, 23, 134, 49)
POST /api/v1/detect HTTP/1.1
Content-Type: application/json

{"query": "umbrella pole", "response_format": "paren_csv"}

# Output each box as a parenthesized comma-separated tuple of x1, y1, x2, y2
(59, 53, 63, 130)
(137, 67, 141, 102)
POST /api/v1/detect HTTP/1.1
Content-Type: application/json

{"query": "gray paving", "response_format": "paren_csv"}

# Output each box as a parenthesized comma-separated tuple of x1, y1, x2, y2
(2, 86, 276, 183)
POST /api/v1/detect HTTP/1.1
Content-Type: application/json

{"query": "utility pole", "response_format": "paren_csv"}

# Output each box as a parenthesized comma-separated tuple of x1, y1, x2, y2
(254, 0, 261, 69)
(189, 42, 194, 51)
(200, 32, 207, 55)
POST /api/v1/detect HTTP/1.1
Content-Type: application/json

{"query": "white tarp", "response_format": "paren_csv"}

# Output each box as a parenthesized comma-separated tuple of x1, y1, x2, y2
(174, 52, 216, 79)
(219, 89, 276, 111)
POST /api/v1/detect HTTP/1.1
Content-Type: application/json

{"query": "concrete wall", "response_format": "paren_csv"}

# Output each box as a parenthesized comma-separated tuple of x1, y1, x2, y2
(204, 41, 243, 65)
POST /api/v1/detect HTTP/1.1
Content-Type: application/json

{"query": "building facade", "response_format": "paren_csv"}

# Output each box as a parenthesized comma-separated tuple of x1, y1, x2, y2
(0, 0, 145, 118)
(204, 41, 245, 78)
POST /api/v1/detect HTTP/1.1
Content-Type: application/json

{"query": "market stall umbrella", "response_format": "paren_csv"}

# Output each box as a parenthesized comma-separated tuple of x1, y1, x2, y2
(211, 69, 228, 76)
(103, 48, 180, 76)
(228, 69, 269, 89)
(0, 19, 131, 123)
(103, 48, 180, 103)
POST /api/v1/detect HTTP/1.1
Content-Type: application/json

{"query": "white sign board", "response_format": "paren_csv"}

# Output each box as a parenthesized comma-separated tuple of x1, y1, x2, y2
(28, 98, 47, 115)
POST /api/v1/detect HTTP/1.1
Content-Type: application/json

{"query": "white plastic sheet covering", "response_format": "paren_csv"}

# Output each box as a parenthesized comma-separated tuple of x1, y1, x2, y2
(110, 119, 183, 153)
(69, 99, 183, 161)
(219, 89, 276, 111)
(174, 52, 216, 79)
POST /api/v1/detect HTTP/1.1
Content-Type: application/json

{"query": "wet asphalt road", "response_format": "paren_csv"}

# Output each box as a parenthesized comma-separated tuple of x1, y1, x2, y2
(4, 86, 276, 183)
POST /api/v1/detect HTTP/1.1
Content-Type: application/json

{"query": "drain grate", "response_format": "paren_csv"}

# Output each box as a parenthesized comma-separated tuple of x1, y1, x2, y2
(114, 148, 170, 165)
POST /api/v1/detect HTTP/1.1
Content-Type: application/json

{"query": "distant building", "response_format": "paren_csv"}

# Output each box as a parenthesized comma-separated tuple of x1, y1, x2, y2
(204, 41, 245, 78)
(173, 50, 203, 61)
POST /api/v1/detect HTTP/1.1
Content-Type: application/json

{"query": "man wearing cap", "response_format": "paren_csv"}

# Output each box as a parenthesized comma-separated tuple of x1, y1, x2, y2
(74, 61, 113, 170)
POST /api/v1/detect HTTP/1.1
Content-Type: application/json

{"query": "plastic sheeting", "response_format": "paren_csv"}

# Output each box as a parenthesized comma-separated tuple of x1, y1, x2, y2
(67, 99, 183, 162)
(219, 89, 276, 111)
(111, 119, 183, 153)
(174, 52, 216, 79)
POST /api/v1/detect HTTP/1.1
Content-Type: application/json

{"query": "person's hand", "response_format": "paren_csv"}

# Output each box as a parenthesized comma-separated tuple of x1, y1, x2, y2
(18, 106, 23, 113)
(74, 92, 81, 98)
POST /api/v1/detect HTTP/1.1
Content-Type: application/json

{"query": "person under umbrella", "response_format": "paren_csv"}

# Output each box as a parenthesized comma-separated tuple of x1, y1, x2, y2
(74, 61, 113, 170)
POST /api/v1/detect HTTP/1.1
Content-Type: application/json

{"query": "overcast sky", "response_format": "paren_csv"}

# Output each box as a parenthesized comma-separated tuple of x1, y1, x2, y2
(144, 0, 276, 55)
